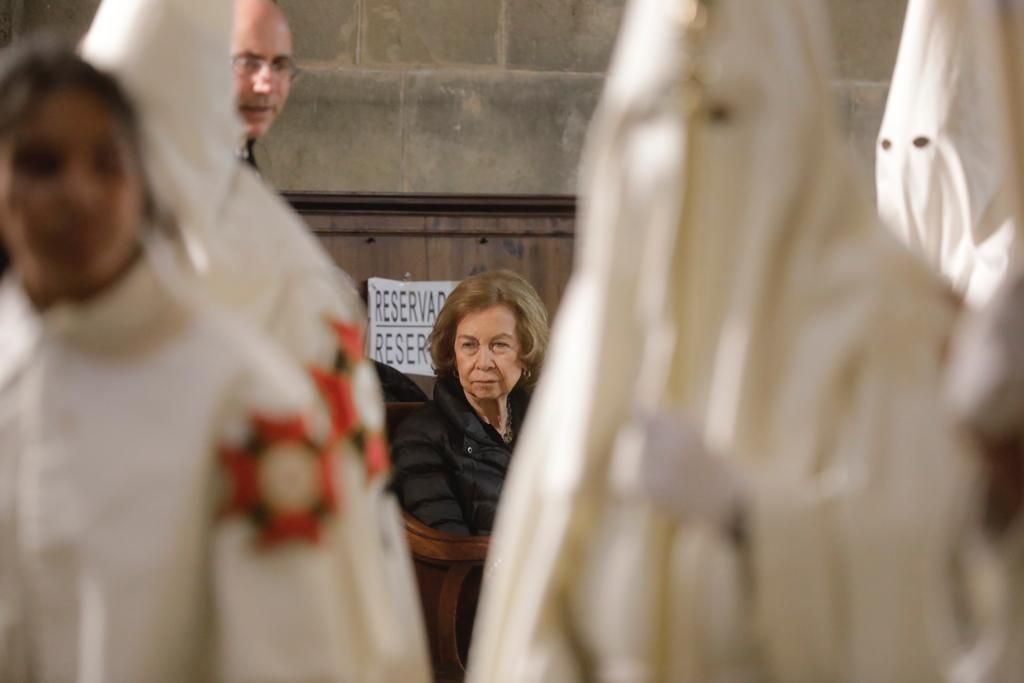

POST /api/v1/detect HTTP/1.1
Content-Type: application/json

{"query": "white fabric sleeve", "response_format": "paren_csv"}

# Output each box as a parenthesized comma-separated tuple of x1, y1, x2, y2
(612, 411, 749, 534)
(207, 370, 429, 683)
(749, 359, 978, 682)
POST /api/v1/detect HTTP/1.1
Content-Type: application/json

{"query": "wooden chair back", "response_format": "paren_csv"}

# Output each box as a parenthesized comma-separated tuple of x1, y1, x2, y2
(403, 513, 490, 683)
(386, 401, 490, 683)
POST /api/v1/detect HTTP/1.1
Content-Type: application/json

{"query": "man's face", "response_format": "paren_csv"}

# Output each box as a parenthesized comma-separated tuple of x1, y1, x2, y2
(232, 0, 294, 141)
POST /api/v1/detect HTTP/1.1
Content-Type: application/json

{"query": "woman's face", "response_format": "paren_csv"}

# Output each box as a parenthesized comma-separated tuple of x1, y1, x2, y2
(454, 304, 525, 403)
(0, 87, 145, 307)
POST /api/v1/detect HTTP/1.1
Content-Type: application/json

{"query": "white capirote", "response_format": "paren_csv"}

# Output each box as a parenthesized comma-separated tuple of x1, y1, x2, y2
(877, 0, 1015, 306)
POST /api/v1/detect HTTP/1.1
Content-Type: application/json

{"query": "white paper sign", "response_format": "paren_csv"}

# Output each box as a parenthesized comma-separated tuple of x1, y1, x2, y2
(367, 277, 457, 375)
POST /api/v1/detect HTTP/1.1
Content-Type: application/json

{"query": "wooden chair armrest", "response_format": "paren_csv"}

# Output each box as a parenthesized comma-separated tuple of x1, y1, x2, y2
(402, 511, 490, 562)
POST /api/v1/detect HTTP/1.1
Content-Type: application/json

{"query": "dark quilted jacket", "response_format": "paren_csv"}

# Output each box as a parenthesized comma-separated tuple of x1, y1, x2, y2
(390, 375, 530, 535)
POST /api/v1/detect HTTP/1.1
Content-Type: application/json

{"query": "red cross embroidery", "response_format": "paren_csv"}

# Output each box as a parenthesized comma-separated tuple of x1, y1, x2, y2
(328, 318, 365, 364)
(311, 316, 392, 482)
(365, 432, 389, 482)
(218, 414, 338, 547)
(310, 366, 359, 438)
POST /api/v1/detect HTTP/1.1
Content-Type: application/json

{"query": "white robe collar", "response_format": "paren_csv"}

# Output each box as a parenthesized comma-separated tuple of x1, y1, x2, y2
(43, 256, 188, 357)
(0, 255, 187, 368)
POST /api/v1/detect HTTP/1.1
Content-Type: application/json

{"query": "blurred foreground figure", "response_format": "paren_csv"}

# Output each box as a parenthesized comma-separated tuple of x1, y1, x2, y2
(470, 0, 985, 681)
(78, 0, 429, 680)
(0, 41, 406, 682)
(948, 270, 1024, 683)
(876, 0, 1014, 306)
(946, 1, 1024, 679)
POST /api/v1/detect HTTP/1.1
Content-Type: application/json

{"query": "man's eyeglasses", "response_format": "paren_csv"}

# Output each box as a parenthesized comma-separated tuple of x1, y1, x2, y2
(231, 54, 299, 81)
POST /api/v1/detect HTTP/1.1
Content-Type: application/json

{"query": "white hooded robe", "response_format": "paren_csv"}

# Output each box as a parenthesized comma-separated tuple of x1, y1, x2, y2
(76, 1, 429, 680)
(876, 0, 1015, 306)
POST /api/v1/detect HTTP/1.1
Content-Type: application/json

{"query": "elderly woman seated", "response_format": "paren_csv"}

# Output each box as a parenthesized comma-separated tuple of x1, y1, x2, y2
(391, 270, 549, 535)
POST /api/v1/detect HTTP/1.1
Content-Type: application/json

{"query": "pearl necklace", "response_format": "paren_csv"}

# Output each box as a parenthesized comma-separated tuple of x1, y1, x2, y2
(501, 396, 514, 445)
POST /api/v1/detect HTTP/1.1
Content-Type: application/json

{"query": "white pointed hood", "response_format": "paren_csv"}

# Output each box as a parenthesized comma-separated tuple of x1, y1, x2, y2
(945, 4, 1024, 677)
(79, 10, 429, 678)
(876, 0, 1014, 305)
(79, 0, 365, 362)
(80, 0, 239, 253)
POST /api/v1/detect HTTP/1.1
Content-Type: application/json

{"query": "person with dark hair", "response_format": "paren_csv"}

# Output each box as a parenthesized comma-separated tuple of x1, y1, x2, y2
(0, 39, 423, 682)
(391, 270, 549, 535)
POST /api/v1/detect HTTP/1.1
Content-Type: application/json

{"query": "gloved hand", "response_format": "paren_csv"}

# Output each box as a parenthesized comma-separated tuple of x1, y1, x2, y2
(611, 410, 750, 537)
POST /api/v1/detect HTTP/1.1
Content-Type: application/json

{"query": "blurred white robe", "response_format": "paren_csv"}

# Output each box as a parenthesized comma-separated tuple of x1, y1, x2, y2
(0, 256, 406, 682)
(470, 0, 980, 681)
(76, 2, 430, 680)
(947, 268, 1024, 683)
(876, 0, 1015, 306)
(945, 2, 1024, 680)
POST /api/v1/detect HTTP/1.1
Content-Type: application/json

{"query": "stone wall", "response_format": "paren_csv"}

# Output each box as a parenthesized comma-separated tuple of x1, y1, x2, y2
(255, 0, 615, 193)
(14, 0, 100, 42)
(8, 0, 908, 195)
(830, 0, 908, 186)
(0, 0, 14, 48)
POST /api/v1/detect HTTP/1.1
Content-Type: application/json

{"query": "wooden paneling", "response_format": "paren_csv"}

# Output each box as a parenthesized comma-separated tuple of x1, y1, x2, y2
(425, 236, 574, 316)
(318, 234, 430, 282)
(287, 192, 577, 317)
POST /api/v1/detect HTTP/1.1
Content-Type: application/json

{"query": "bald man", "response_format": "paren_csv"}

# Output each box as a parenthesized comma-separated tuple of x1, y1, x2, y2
(232, 0, 294, 167)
